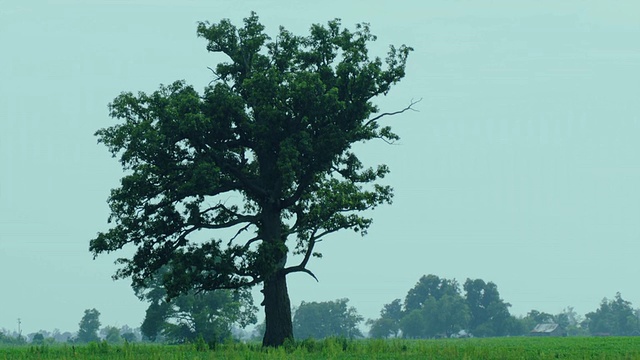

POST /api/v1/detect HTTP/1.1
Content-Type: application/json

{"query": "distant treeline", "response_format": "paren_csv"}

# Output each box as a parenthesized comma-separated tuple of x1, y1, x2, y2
(365, 274, 639, 338)
(2, 273, 639, 345)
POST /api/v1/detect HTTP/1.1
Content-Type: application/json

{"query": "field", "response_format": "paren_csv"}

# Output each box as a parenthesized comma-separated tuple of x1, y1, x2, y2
(2, 337, 640, 359)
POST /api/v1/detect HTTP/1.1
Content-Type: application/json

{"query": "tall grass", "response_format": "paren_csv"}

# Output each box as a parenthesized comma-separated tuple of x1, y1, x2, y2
(2, 337, 640, 359)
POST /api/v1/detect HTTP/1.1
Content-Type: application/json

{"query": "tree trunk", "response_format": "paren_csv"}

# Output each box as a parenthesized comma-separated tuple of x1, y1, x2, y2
(262, 271, 293, 347)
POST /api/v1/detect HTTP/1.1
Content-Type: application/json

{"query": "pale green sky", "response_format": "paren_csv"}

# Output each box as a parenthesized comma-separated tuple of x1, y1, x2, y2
(1, 0, 640, 335)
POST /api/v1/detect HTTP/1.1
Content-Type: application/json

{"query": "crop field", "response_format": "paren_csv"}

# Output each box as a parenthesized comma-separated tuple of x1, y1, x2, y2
(2, 337, 640, 359)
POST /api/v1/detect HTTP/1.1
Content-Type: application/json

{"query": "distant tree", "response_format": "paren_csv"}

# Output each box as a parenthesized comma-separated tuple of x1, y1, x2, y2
(101, 326, 123, 344)
(251, 320, 267, 341)
(136, 268, 257, 344)
(31, 333, 44, 345)
(51, 329, 73, 343)
(367, 299, 403, 338)
(122, 331, 137, 343)
(77, 308, 101, 343)
(90, 12, 413, 347)
(586, 292, 640, 336)
(510, 309, 557, 335)
(293, 298, 363, 339)
(404, 275, 460, 313)
(119, 325, 139, 342)
(424, 294, 470, 338)
(0, 331, 26, 345)
(399, 294, 470, 338)
(376, 275, 525, 338)
(399, 309, 424, 339)
(554, 306, 587, 336)
(463, 278, 513, 336)
(527, 309, 556, 324)
(393, 275, 471, 339)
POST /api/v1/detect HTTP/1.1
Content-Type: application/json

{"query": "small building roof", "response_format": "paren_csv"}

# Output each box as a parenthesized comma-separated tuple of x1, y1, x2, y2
(531, 323, 559, 333)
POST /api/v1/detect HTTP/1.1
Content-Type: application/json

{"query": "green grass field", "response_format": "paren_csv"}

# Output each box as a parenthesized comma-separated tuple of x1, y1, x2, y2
(2, 337, 639, 359)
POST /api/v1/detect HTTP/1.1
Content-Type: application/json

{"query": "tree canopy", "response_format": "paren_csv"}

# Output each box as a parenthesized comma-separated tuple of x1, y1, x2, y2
(90, 12, 413, 346)
(585, 292, 640, 336)
(367, 299, 403, 338)
(463, 278, 513, 337)
(293, 298, 363, 339)
(368, 275, 523, 339)
(136, 268, 257, 344)
(76, 309, 101, 343)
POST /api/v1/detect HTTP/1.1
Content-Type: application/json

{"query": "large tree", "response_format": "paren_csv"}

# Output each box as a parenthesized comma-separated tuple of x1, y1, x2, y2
(90, 13, 413, 346)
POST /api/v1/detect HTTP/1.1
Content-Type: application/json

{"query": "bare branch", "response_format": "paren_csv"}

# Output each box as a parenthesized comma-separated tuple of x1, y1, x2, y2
(284, 266, 319, 282)
(283, 228, 319, 281)
(207, 66, 223, 86)
(375, 135, 399, 145)
(226, 223, 253, 247)
(364, 98, 422, 127)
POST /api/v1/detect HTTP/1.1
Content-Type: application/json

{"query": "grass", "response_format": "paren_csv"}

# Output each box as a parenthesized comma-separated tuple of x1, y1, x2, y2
(2, 336, 640, 359)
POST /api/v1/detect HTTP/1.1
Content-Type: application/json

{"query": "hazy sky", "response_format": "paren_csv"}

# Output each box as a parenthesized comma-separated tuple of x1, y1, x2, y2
(2, 0, 640, 335)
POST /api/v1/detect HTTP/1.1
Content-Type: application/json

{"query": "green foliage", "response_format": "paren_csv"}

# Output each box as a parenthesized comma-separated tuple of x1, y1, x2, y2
(293, 298, 364, 339)
(367, 318, 397, 339)
(91, 11, 411, 293)
(556, 307, 588, 336)
(137, 267, 257, 344)
(0, 332, 26, 345)
(463, 278, 513, 337)
(367, 299, 402, 338)
(91, 11, 412, 346)
(400, 275, 470, 338)
(102, 327, 122, 344)
(77, 309, 101, 343)
(585, 292, 640, 336)
(400, 295, 470, 338)
(371, 275, 526, 339)
(121, 332, 137, 343)
(30, 334, 44, 345)
(404, 275, 460, 313)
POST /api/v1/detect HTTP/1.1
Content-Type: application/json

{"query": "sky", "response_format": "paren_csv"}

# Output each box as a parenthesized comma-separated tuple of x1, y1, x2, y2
(1, 0, 640, 335)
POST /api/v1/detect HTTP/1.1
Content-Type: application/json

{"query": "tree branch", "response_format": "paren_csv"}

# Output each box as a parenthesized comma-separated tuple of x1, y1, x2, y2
(198, 203, 259, 229)
(226, 223, 253, 247)
(283, 229, 319, 281)
(364, 98, 422, 128)
(284, 266, 319, 282)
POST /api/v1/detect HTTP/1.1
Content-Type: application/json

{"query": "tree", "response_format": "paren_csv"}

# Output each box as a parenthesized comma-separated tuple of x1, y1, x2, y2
(395, 275, 470, 339)
(77, 308, 101, 343)
(586, 292, 640, 336)
(136, 268, 257, 344)
(293, 298, 363, 339)
(463, 278, 512, 336)
(404, 275, 460, 313)
(31, 333, 45, 345)
(399, 295, 470, 338)
(90, 12, 413, 347)
(101, 326, 123, 344)
(399, 309, 424, 339)
(526, 309, 555, 324)
(0, 331, 26, 345)
(367, 298, 402, 338)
